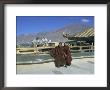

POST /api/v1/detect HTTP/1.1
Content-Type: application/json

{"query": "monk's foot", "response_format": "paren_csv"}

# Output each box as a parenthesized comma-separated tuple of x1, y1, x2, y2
(57, 66, 60, 68)
(64, 65, 67, 68)
(67, 64, 71, 66)
(60, 65, 64, 67)
(66, 64, 71, 66)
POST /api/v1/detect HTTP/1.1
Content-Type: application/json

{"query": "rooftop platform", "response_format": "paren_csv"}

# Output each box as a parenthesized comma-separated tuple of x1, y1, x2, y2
(17, 57, 94, 74)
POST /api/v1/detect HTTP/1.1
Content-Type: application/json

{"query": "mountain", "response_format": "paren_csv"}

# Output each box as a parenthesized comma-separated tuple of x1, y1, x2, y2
(17, 23, 93, 44)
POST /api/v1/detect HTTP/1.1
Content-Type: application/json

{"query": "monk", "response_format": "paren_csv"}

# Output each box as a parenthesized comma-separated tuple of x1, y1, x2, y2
(63, 43, 72, 66)
(50, 42, 67, 68)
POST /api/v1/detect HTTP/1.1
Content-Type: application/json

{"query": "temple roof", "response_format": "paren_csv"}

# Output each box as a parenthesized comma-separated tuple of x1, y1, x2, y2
(66, 28, 94, 38)
(63, 28, 94, 42)
(74, 28, 94, 37)
(63, 28, 94, 38)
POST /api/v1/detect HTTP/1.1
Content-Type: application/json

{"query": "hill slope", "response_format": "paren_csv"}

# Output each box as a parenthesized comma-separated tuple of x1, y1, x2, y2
(17, 23, 93, 44)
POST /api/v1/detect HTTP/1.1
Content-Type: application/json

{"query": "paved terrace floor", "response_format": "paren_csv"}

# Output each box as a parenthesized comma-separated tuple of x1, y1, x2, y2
(17, 57, 94, 74)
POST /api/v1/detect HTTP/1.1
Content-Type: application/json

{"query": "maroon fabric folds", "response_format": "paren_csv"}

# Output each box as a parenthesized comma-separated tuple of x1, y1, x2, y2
(50, 45, 72, 67)
(63, 45, 72, 65)
(50, 46, 66, 67)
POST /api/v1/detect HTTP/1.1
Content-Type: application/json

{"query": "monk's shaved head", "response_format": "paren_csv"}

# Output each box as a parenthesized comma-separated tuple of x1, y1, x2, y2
(59, 42, 62, 46)
(64, 42, 68, 45)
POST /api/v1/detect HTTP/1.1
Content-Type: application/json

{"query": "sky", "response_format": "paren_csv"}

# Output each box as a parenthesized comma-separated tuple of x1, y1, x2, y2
(16, 16, 94, 36)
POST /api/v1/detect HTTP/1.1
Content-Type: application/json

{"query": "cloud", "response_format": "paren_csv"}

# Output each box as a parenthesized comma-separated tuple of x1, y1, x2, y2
(81, 19, 90, 23)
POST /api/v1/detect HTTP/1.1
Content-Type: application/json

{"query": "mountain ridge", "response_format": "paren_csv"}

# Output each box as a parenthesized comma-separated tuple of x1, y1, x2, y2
(17, 23, 93, 44)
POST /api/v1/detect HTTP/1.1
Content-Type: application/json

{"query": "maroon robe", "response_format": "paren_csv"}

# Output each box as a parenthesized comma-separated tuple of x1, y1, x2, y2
(50, 46, 66, 67)
(63, 45, 72, 65)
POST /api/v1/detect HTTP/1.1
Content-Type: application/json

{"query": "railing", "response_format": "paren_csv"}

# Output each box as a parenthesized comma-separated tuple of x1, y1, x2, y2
(16, 45, 94, 54)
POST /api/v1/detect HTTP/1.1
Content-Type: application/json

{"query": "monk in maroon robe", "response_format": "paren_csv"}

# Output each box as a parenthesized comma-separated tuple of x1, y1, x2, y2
(63, 43, 72, 66)
(50, 42, 67, 68)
